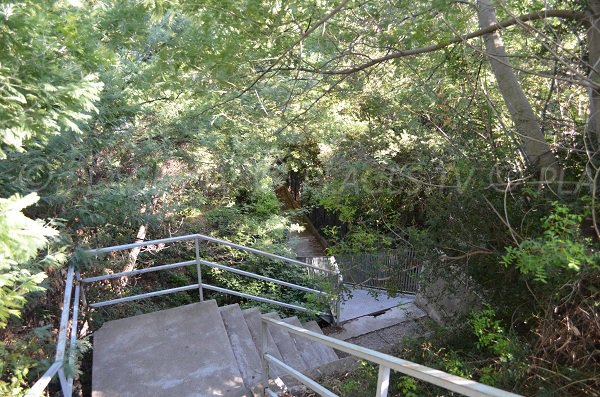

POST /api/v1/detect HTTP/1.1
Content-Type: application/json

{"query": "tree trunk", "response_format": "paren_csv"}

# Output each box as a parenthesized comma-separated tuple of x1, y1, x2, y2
(119, 223, 147, 287)
(477, 0, 563, 181)
(588, 0, 600, 151)
(119, 163, 170, 286)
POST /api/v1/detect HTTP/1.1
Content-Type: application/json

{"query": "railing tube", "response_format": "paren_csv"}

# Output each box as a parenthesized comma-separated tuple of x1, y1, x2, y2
(194, 238, 204, 302)
(261, 316, 522, 397)
(264, 354, 338, 397)
(376, 365, 391, 397)
(24, 362, 63, 397)
(66, 274, 82, 397)
(55, 265, 75, 394)
(331, 256, 343, 326)
(334, 272, 343, 326)
(260, 320, 270, 396)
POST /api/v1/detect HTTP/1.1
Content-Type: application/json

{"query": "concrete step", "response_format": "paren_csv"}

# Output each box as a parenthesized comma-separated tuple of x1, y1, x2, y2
(302, 320, 339, 364)
(242, 307, 284, 377)
(281, 317, 338, 369)
(275, 356, 359, 395)
(92, 300, 250, 397)
(262, 313, 308, 372)
(219, 304, 264, 391)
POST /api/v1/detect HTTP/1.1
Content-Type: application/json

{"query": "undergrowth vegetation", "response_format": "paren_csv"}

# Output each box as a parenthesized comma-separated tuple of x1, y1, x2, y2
(1, 0, 599, 395)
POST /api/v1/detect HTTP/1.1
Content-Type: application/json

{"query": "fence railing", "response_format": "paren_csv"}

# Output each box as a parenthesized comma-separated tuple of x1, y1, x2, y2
(260, 317, 522, 397)
(25, 233, 341, 397)
(335, 249, 421, 293)
(81, 234, 339, 315)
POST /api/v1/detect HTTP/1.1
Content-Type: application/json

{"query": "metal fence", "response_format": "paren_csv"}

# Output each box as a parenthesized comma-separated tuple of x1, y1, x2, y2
(335, 249, 421, 293)
(25, 266, 80, 397)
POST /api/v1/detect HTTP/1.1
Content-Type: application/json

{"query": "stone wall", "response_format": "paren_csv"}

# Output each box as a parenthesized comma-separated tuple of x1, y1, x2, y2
(415, 262, 485, 325)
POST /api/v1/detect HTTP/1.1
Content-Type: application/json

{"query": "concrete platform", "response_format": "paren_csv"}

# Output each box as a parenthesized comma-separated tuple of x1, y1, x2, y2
(328, 304, 427, 341)
(339, 285, 416, 322)
(92, 301, 248, 397)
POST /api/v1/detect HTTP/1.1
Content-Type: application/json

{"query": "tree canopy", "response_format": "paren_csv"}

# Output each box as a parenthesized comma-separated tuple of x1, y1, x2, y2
(0, 0, 598, 395)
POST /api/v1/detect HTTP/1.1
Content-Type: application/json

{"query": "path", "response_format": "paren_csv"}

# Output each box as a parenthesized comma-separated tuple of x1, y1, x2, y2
(276, 186, 421, 324)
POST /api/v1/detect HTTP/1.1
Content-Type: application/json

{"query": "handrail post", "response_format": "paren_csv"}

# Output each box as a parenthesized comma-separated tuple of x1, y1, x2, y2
(330, 256, 343, 326)
(335, 290, 342, 326)
(66, 272, 82, 397)
(55, 265, 75, 395)
(376, 365, 390, 397)
(260, 319, 270, 396)
(194, 237, 204, 302)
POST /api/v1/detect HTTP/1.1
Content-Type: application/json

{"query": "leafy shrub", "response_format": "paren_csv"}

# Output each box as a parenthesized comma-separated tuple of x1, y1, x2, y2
(502, 202, 599, 283)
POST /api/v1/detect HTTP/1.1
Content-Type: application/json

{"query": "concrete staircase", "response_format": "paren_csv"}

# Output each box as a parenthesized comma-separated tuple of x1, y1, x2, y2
(92, 300, 338, 397)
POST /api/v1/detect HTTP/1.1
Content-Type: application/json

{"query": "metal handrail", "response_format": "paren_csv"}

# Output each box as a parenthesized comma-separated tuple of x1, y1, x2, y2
(83, 234, 340, 316)
(26, 265, 79, 397)
(265, 354, 337, 397)
(87, 233, 335, 273)
(198, 258, 328, 296)
(25, 233, 342, 396)
(260, 316, 523, 397)
(80, 260, 196, 283)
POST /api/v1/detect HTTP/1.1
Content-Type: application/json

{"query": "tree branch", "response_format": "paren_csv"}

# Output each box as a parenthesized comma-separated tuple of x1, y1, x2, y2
(439, 249, 494, 261)
(213, 0, 351, 107)
(275, 10, 585, 75)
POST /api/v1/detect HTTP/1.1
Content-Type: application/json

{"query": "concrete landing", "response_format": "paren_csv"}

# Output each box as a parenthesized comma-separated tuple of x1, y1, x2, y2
(326, 293, 427, 354)
(92, 301, 248, 397)
(339, 285, 416, 322)
(329, 304, 427, 341)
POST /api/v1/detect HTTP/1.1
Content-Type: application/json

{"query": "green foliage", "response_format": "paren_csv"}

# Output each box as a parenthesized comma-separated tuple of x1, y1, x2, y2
(502, 203, 599, 283)
(337, 361, 379, 396)
(0, 2, 103, 158)
(326, 226, 393, 254)
(0, 325, 53, 396)
(396, 376, 418, 397)
(0, 0, 597, 394)
(0, 193, 58, 328)
(470, 307, 521, 365)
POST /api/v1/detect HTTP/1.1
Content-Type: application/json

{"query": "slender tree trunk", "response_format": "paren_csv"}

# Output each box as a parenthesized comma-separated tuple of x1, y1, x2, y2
(588, 0, 600, 151)
(120, 224, 147, 286)
(119, 164, 169, 286)
(477, 0, 563, 181)
(119, 206, 152, 287)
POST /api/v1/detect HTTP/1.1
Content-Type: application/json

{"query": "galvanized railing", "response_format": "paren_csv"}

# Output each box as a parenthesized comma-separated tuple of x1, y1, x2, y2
(260, 317, 523, 397)
(82, 233, 340, 316)
(26, 232, 521, 397)
(25, 265, 80, 397)
(25, 233, 340, 397)
(335, 249, 421, 293)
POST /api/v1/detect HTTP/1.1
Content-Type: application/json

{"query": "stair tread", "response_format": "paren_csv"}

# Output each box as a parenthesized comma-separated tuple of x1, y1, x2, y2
(242, 307, 284, 377)
(92, 300, 248, 397)
(263, 313, 308, 372)
(282, 317, 338, 369)
(219, 304, 264, 390)
(302, 320, 339, 363)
